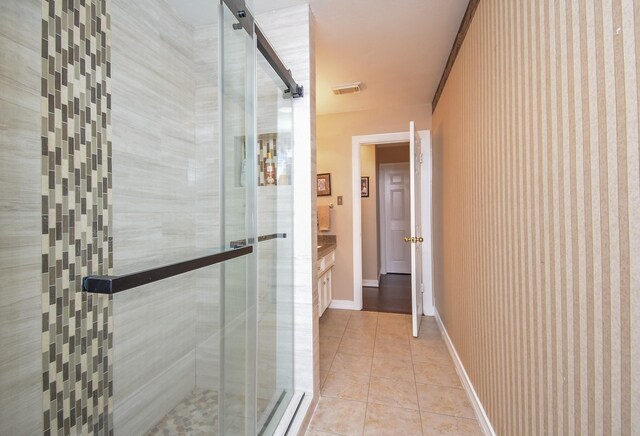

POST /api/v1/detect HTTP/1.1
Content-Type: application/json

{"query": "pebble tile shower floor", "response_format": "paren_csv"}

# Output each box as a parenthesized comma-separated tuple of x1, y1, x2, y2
(145, 389, 274, 434)
(147, 390, 218, 435)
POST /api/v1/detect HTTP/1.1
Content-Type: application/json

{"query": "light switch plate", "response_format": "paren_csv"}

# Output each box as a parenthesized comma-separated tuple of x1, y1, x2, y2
(337, 196, 343, 205)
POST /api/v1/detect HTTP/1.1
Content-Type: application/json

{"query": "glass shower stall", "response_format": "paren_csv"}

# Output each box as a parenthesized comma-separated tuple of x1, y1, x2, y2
(81, 0, 303, 434)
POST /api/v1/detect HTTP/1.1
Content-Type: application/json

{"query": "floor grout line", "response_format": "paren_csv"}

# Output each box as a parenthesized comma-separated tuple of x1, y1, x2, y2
(361, 311, 380, 435)
(315, 311, 482, 436)
(411, 316, 426, 435)
(420, 408, 481, 421)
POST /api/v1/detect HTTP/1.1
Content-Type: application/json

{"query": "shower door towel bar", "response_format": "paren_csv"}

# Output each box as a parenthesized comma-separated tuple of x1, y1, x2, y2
(230, 232, 287, 248)
(82, 245, 253, 294)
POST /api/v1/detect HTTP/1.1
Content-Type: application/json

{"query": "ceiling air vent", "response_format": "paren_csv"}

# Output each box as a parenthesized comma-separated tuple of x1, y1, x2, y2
(332, 82, 362, 95)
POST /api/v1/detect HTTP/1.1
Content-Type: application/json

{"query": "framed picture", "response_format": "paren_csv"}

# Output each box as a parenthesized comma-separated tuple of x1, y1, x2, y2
(361, 176, 369, 197)
(317, 173, 332, 196)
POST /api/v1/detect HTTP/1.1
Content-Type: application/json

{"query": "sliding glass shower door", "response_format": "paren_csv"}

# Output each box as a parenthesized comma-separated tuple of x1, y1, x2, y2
(220, 2, 256, 434)
(220, 2, 295, 434)
(255, 51, 295, 435)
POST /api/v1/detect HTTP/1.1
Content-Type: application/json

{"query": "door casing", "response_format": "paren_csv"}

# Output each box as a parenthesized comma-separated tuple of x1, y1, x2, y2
(350, 130, 434, 315)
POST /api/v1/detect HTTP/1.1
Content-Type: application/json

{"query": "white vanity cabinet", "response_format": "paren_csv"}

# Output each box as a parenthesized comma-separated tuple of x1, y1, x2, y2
(317, 249, 335, 316)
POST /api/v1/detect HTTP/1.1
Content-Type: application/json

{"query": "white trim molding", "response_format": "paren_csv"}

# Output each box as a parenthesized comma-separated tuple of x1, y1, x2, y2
(273, 391, 307, 436)
(328, 300, 360, 310)
(362, 279, 379, 287)
(434, 310, 496, 436)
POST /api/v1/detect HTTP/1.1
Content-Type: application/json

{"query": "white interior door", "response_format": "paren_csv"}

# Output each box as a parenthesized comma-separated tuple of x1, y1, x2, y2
(409, 121, 423, 337)
(382, 163, 411, 274)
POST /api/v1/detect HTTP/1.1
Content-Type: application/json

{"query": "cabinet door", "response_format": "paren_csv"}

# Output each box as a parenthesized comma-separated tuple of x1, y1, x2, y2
(317, 276, 323, 316)
(322, 274, 329, 313)
(326, 268, 332, 307)
(321, 274, 327, 313)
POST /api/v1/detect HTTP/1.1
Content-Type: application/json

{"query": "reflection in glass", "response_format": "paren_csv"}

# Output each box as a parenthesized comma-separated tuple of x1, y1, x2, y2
(255, 51, 294, 435)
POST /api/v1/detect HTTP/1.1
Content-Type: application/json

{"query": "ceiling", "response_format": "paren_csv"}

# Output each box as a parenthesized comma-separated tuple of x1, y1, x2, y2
(255, 0, 469, 115)
(169, 0, 470, 116)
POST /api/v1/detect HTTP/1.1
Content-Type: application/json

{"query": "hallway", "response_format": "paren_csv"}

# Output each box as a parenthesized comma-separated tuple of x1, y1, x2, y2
(310, 310, 481, 435)
(362, 274, 412, 314)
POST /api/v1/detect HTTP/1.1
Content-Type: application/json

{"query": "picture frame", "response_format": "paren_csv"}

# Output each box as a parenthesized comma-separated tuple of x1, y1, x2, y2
(317, 173, 332, 196)
(361, 176, 369, 197)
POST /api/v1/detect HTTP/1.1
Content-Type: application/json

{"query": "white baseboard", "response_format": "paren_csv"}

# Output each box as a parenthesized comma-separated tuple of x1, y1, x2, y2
(328, 299, 359, 310)
(434, 310, 496, 436)
(362, 279, 379, 287)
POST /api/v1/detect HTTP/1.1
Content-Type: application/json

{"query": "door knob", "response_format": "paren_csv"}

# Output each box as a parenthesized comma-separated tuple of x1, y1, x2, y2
(416, 237, 424, 243)
(404, 236, 415, 243)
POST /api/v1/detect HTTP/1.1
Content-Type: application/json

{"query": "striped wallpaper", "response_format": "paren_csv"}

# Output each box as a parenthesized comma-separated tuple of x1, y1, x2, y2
(432, 1, 639, 435)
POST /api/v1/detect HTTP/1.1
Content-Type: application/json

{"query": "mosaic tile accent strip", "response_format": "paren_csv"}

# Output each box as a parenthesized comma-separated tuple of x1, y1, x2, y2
(146, 390, 219, 436)
(40, 0, 113, 434)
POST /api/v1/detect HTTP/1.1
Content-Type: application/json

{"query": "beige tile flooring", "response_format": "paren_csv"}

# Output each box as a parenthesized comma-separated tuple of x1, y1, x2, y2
(307, 310, 483, 436)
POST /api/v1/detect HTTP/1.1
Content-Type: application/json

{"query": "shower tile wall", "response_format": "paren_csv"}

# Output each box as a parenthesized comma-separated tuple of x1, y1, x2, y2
(218, 13, 251, 404)
(0, 0, 45, 434)
(109, 0, 220, 434)
(194, 22, 221, 392)
(255, 188, 294, 407)
(255, 60, 294, 408)
(40, 0, 113, 434)
(0, 1, 313, 435)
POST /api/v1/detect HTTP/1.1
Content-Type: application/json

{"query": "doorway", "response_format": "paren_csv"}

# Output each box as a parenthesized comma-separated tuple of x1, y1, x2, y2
(351, 129, 434, 320)
(363, 274, 412, 313)
(360, 143, 412, 314)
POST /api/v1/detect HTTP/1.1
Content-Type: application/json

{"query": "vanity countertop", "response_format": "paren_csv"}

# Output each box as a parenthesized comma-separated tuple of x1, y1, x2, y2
(317, 242, 336, 258)
(317, 235, 337, 258)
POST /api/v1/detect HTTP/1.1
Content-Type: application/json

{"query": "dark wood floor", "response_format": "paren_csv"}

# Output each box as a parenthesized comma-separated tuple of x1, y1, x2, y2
(362, 273, 412, 314)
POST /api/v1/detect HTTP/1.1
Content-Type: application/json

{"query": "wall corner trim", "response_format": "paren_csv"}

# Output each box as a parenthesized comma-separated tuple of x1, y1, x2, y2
(431, 0, 480, 112)
(434, 311, 496, 436)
